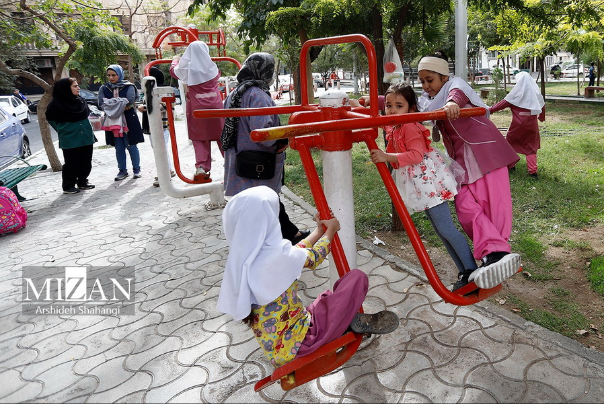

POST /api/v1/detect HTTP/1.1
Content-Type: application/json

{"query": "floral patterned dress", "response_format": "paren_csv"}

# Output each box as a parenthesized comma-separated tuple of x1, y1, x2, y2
(387, 122, 462, 214)
(250, 236, 331, 367)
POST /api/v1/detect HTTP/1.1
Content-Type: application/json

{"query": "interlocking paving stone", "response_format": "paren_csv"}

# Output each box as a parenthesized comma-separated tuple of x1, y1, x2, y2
(1, 116, 604, 402)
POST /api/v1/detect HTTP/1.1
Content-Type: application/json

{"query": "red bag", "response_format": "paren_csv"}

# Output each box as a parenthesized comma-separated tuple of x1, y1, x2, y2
(383, 39, 404, 83)
(0, 186, 27, 234)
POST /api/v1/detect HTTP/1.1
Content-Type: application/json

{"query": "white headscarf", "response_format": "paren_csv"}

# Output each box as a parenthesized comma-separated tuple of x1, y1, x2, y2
(172, 41, 219, 86)
(418, 76, 489, 116)
(217, 186, 308, 321)
(505, 72, 545, 115)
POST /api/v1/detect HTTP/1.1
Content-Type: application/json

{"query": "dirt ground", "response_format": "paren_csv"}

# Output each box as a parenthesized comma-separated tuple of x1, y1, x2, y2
(371, 225, 604, 353)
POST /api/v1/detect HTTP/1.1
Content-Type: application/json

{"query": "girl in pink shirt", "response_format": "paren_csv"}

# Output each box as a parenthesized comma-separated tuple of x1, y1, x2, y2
(370, 83, 478, 290)
(417, 50, 521, 291)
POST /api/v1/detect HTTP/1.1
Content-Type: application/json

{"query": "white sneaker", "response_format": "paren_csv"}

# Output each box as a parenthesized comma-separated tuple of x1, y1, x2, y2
(470, 253, 521, 289)
(195, 167, 207, 176)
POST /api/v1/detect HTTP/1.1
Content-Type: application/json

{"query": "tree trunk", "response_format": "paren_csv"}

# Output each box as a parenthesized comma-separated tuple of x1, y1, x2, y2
(539, 58, 546, 98)
(371, 5, 386, 96)
(36, 93, 62, 171)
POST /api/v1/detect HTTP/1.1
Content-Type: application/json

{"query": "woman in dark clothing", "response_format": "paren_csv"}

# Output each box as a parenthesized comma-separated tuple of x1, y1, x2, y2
(98, 64, 144, 181)
(46, 78, 97, 194)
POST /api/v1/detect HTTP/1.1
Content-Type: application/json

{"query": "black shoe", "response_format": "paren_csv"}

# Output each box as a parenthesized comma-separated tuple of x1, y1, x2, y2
(350, 311, 399, 335)
(481, 251, 509, 267)
(63, 187, 80, 194)
(529, 172, 538, 179)
(291, 229, 311, 245)
(452, 272, 472, 292)
(78, 183, 95, 190)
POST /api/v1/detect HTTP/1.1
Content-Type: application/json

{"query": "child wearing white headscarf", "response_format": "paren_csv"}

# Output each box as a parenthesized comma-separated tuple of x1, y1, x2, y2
(170, 41, 224, 182)
(417, 50, 521, 292)
(490, 71, 545, 177)
(218, 186, 399, 367)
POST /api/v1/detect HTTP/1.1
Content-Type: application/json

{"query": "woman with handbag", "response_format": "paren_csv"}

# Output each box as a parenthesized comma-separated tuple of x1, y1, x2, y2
(221, 52, 309, 245)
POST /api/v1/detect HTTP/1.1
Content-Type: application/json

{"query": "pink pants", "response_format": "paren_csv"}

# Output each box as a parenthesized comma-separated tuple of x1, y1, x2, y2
(454, 167, 512, 260)
(192, 139, 224, 172)
(297, 269, 368, 357)
(509, 153, 538, 174)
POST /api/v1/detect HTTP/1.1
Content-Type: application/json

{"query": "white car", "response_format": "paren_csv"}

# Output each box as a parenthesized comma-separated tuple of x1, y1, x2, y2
(561, 64, 584, 78)
(0, 95, 30, 124)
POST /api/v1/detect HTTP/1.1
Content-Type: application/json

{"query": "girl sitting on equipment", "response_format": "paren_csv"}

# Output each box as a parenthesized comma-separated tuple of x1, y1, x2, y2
(217, 186, 399, 367)
(369, 83, 478, 292)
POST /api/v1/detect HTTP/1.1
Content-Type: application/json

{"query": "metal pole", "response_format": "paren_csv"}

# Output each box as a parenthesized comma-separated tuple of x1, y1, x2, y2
(455, 0, 468, 81)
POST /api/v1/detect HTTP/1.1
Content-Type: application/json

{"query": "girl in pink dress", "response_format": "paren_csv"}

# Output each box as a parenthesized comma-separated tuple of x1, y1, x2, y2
(370, 83, 478, 291)
(170, 41, 224, 182)
(417, 50, 522, 291)
(490, 71, 545, 177)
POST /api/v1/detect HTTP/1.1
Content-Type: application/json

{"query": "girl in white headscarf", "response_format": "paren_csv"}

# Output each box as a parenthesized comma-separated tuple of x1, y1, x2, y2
(170, 41, 224, 182)
(218, 186, 399, 367)
(490, 71, 545, 177)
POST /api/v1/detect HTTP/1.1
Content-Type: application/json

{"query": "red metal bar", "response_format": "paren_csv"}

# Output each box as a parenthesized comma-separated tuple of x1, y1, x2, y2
(296, 139, 351, 278)
(212, 56, 242, 70)
(193, 104, 317, 119)
(299, 35, 379, 116)
(162, 96, 201, 184)
(251, 108, 486, 142)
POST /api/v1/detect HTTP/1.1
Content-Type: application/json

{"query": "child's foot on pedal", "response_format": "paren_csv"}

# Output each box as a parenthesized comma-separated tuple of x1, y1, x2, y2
(349, 311, 399, 335)
(469, 252, 521, 289)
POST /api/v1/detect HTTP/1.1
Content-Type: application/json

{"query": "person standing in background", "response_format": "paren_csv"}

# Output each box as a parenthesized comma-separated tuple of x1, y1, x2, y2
(170, 41, 224, 183)
(588, 62, 596, 87)
(46, 78, 96, 194)
(98, 64, 144, 181)
(490, 72, 545, 178)
(221, 52, 310, 245)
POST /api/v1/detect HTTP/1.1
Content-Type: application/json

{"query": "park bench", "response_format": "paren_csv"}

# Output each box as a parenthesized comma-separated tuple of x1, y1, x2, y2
(584, 86, 604, 98)
(0, 159, 48, 201)
(479, 87, 493, 98)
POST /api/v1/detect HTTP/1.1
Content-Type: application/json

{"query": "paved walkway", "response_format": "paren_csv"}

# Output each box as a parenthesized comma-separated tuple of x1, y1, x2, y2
(1, 112, 604, 403)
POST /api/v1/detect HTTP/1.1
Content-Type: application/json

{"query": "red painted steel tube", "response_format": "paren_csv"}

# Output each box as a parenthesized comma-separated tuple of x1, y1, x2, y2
(361, 132, 480, 305)
(299, 35, 379, 117)
(144, 59, 172, 76)
(163, 96, 200, 184)
(211, 57, 242, 70)
(193, 104, 317, 119)
(296, 139, 351, 278)
(251, 108, 486, 142)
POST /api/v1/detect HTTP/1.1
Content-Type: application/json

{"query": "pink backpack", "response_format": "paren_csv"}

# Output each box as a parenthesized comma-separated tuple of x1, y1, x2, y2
(0, 186, 27, 234)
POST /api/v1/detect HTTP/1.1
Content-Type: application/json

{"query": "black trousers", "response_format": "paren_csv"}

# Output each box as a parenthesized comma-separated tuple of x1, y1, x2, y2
(279, 199, 299, 241)
(62, 145, 93, 190)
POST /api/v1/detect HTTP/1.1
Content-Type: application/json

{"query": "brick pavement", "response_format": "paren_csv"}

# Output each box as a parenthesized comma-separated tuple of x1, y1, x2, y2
(1, 112, 604, 403)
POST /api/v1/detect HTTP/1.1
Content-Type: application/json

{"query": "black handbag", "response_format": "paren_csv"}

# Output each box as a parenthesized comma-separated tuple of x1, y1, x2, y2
(235, 150, 276, 180)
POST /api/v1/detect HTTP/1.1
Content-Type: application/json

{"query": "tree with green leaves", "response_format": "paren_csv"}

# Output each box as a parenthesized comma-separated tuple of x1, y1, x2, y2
(0, 0, 143, 171)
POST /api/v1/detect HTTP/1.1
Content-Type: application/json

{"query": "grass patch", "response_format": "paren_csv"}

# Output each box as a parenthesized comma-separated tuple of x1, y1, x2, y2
(506, 294, 589, 338)
(588, 256, 604, 296)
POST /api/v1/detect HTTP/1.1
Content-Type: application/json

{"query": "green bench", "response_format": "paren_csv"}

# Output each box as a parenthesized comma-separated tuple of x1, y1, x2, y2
(0, 161, 48, 201)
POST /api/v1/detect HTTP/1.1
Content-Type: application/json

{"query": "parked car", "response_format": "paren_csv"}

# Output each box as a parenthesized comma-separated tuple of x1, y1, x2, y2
(278, 76, 294, 93)
(561, 64, 584, 78)
(78, 89, 99, 107)
(0, 95, 31, 124)
(312, 73, 324, 87)
(0, 105, 31, 170)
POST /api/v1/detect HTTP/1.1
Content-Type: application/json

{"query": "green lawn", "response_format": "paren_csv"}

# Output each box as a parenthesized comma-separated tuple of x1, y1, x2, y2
(280, 100, 604, 344)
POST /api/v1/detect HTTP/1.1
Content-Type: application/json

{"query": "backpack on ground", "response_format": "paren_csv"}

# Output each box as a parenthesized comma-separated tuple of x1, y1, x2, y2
(0, 186, 27, 234)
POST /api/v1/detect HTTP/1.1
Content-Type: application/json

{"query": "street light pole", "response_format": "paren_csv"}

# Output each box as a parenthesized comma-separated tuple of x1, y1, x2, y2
(455, 0, 468, 81)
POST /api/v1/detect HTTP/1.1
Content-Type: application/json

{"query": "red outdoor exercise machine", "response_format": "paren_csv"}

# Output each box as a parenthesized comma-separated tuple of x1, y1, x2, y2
(141, 26, 241, 204)
(191, 33, 520, 392)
